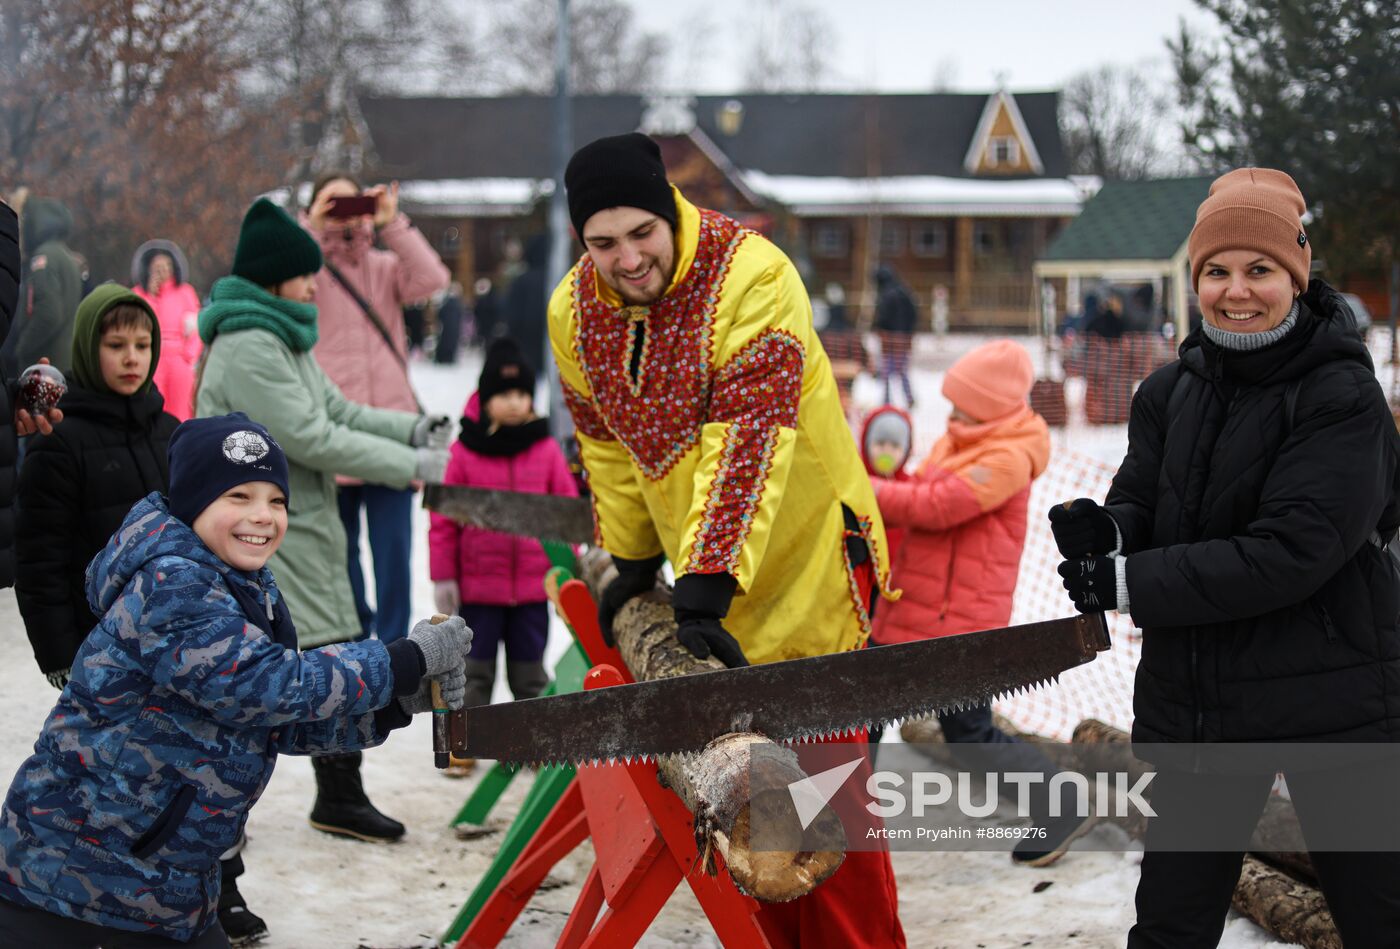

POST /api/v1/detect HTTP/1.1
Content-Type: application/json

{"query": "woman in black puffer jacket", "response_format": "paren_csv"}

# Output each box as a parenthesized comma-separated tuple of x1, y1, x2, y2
(1050, 169, 1400, 948)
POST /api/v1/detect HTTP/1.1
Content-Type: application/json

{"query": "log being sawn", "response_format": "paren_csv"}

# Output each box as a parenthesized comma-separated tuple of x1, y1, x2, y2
(576, 548, 845, 903)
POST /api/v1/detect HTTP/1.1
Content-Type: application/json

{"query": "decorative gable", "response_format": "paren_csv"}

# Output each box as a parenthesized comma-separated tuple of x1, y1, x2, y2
(963, 91, 1044, 176)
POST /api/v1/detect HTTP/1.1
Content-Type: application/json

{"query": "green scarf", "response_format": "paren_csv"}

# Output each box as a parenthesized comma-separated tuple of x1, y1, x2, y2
(70, 282, 161, 394)
(199, 275, 319, 352)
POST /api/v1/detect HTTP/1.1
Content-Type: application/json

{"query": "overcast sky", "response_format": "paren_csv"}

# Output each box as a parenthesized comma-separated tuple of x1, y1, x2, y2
(632, 0, 1222, 94)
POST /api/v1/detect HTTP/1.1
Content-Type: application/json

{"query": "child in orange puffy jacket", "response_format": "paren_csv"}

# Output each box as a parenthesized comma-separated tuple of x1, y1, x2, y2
(869, 340, 1092, 867)
(872, 339, 1049, 644)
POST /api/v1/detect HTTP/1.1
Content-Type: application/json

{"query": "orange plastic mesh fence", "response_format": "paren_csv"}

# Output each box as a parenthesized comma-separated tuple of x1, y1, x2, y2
(995, 448, 1140, 740)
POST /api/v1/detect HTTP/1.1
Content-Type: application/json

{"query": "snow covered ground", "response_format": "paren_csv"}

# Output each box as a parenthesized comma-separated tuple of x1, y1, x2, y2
(0, 337, 1314, 948)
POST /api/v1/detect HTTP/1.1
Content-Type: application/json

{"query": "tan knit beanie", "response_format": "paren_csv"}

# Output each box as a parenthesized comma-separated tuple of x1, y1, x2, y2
(1188, 168, 1311, 292)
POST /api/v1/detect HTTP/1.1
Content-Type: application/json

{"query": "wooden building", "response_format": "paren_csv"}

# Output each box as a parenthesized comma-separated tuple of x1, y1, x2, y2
(357, 90, 1092, 329)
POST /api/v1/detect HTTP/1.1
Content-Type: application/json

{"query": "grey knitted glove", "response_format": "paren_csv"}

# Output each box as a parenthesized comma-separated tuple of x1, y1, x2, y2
(414, 445, 451, 483)
(45, 668, 71, 691)
(434, 665, 466, 710)
(399, 678, 434, 715)
(398, 664, 466, 714)
(411, 414, 453, 450)
(407, 614, 472, 677)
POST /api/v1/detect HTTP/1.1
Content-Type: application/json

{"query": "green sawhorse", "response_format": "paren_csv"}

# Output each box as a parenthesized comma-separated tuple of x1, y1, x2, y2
(442, 554, 586, 944)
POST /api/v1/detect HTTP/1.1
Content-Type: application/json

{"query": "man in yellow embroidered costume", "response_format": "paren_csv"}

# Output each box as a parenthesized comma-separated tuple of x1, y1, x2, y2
(549, 133, 905, 949)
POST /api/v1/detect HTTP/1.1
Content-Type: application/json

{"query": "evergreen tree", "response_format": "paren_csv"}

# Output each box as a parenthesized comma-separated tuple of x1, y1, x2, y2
(1170, 0, 1400, 278)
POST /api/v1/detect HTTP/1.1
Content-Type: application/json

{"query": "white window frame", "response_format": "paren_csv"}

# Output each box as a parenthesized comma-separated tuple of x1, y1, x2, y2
(910, 221, 948, 258)
(974, 220, 999, 256)
(988, 136, 1020, 167)
(812, 222, 850, 258)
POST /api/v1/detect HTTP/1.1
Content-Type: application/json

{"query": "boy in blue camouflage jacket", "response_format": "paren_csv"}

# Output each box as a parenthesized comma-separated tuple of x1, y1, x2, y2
(0, 413, 471, 947)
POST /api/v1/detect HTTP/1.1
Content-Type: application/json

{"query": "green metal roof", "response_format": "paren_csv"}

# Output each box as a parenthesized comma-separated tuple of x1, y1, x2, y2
(1041, 176, 1215, 262)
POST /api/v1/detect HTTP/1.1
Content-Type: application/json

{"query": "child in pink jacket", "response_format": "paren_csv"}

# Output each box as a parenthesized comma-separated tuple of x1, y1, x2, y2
(131, 240, 202, 420)
(429, 338, 577, 718)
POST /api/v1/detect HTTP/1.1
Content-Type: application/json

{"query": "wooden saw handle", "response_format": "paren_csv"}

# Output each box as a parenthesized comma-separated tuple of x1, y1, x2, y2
(429, 613, 452, 769)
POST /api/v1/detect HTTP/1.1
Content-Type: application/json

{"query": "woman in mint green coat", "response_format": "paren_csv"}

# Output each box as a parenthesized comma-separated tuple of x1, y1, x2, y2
(196, 199, 452, 871)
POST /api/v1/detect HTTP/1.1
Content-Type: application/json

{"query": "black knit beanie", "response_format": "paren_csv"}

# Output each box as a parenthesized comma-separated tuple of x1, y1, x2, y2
(168, 413, 291, 528)
(478, 337, 537, 405)
(564, 133, 677, 238)
(232, 198, 323, 289)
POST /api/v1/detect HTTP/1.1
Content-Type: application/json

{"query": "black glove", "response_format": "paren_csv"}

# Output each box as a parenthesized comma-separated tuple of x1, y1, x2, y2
(1048, 498, 1118, 558)
(598, 553, 665, 647)
(671, 572, 746, 667)
(1057, 556, 1116, 613)
(675, 615, 749, 668)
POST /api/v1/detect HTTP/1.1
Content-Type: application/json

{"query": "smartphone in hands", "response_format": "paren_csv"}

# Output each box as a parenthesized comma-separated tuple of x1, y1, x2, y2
(326, 194, 377, 218)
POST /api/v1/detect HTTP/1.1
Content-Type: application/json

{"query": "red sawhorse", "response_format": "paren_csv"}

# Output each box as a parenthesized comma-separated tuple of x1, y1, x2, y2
(455, 579, 771, 949)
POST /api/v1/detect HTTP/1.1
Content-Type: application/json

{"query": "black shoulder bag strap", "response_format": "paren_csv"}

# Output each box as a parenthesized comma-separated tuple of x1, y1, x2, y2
(322, 260, 423, 414)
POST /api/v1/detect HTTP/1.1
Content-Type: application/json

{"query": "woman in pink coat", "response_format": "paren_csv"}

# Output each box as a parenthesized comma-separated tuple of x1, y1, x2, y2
(304, 172, 451, 646)
(131, 240, 201, 420)
(429, 339, 577, 734)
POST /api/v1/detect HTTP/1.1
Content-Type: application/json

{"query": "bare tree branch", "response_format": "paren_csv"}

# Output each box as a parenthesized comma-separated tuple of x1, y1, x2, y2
(740, 0, 836, 93)
(1059, 64, 1187, 180)
(481, 0, 670, 95)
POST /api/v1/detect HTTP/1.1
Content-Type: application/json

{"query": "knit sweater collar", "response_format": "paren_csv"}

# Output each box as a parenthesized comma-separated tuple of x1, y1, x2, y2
(198, 275, 319, 352)
(1200, 301, 1300, 352)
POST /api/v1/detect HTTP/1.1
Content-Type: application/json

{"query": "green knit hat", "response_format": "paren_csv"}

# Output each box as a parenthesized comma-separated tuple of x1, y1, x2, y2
(71, 282, 160, 394)
(232, 197, 322, 288)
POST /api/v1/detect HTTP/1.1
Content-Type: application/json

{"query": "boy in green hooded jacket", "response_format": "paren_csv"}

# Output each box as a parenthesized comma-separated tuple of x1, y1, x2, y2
(16, 283, 178, 688)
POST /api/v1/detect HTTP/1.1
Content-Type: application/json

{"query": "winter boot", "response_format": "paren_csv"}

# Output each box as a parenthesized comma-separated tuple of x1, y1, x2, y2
(218, 854, 268, 947)
(1010, 771, 1099, 867)
(1010, 812, 1097, 867)
(308, 752, 406, 842)
(506, 660, 549, 700)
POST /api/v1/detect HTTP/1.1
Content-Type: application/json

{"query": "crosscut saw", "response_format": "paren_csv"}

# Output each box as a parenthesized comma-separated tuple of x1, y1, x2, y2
(424, 483, 593, 545)
(453, 613, 1110, 767)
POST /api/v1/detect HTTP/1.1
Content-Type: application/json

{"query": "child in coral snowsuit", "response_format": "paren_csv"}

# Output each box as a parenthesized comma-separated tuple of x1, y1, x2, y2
(871, 340, 1091, 866)
(872, 340, 1049, 644)
(428, 338, 577, 712)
